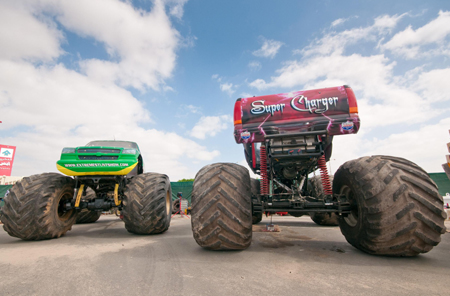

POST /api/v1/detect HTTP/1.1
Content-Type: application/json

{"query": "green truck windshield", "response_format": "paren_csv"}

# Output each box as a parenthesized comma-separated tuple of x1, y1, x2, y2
(85, 141, 138, 149)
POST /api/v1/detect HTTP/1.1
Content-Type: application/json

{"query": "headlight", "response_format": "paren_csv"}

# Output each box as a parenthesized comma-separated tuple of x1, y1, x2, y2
(62, 148, 76, 154)
(122, 149, 137, 154)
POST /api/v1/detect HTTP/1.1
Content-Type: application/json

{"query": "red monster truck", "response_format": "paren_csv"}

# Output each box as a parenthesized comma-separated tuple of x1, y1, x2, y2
(191, 85, 447, 256)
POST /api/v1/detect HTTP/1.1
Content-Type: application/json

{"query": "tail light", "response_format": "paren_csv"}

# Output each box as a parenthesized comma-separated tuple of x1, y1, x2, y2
(234, 99, 242, 125)
(344, 85, 358, 114)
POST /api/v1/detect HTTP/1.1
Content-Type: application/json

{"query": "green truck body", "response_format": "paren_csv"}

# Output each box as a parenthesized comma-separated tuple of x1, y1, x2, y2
(56, 140, 143, 176)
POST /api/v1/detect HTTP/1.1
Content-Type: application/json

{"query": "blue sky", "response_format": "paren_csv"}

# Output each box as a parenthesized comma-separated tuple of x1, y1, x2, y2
(0, 0, 450, 181)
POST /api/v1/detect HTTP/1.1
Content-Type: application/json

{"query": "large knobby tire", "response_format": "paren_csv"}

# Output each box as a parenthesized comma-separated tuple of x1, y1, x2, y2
(334, 155, 447, 256)
(123, 173, 172, 235)
(1, 173, 77, 240)
(76, 188, 102, 224)
(308, 175, 339, 226)
(172, 199, 180, 214)
(191, 163, 252, 250)
(251, 178, 263, 224)
(76, 210, 102, 224)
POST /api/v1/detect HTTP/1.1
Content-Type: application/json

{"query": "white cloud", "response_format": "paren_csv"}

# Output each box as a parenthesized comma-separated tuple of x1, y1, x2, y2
(382, 10, 450, 59)
(331, 18, 348, 27)
(0, 2, 63, 62)
(185, 105, 202, 114)
(331, 117, 450, 174)
(249, 53, 395, 93)
(252, 37, 283, 59)
(212, 75, 236, 96)
(297, 13, 406, 57)
(44, 0, 180, 91)
(0, 61, 150, 131)
(238, 159, 259, 179)
(248, 53, 442, 130)
(0, 60, 220, 180)
(248, 61, 262, 71)
(0, 0, 221, 181)
(220, 83, 235, 96)
(190, 115, 232, 140)
(331, 18, 347, 27)
(164, 0, 189, 19)
(331, 16, 359, 28)
(414, 68, 450, 103)
(211, 74, 222, 82)
(240, 93, 254, 99)
(373, 13, 407, 31)
(364, 117, 450, 172)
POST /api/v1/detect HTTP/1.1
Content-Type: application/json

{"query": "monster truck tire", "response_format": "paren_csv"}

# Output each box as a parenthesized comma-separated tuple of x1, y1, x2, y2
(251, 178, 263, 224)
(75, 188, 102, 224)
(123, 173, 172, 234)
(334, 155, 447, 256)
(308, 176, 339, 226)
(310, 212, 339, 225)
(191, 163, 252, 250)
(1, 173, 77, 240)
(172, 199, 180, 214)
(76, 210, 102, 224)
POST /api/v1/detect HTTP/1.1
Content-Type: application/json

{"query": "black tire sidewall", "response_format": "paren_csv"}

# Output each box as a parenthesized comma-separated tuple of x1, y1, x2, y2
(333, 169, 365, 247)
(163, 179, 172, 229)
(50, 181, 77, 229)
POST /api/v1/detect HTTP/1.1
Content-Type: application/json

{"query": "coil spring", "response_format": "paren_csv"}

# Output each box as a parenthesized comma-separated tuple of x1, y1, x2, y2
(318, 155, 333, 195)
(260, 146, 269, 195)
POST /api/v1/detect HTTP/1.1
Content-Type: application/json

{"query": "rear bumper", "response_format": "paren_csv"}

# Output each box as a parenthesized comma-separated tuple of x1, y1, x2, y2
(235, 114, 360, 144)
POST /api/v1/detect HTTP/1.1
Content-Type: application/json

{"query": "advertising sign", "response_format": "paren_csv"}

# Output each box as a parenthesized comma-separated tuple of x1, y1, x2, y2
(0, 145, 16, 176)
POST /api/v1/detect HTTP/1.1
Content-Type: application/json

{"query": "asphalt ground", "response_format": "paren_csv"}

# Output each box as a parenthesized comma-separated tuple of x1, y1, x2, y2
(0, 214, 449, 296)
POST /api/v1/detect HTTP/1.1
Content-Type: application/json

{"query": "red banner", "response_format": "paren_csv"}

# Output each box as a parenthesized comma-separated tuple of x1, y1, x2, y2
(0, 145, 16, 176)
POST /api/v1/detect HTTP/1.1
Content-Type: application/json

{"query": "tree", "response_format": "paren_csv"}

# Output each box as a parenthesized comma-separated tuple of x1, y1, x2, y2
(177, 178, 194, 182)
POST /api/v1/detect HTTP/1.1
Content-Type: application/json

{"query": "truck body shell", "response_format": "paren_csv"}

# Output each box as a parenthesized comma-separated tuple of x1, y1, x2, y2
(56, 140, 142, 176)
(234, 85, 360, 144)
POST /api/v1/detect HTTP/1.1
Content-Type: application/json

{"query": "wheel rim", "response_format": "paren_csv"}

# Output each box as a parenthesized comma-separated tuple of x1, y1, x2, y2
(57, 190, 74, 221)
(340, 185, 358, 227)
(166, 190, 171, 216)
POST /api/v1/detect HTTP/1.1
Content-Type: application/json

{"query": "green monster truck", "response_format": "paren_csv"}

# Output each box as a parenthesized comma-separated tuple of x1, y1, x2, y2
(1, 140, 172, 240)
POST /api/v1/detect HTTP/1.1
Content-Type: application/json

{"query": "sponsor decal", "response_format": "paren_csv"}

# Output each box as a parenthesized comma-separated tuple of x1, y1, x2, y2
(64, 163, 129, 168)
(240, 131, 251, 140)
(250, 100, 286, 116)
(290, 95, 339, 114)
(0, 148, 14, 159)
(341, 121, 354, 131)
(0, 145, 15, 176)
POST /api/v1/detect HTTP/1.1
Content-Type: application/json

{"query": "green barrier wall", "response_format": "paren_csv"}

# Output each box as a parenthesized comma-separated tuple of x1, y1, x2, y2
(0, 185, 13, 198)
(170, 182, 193, 205)
(429, 173, 450, 196)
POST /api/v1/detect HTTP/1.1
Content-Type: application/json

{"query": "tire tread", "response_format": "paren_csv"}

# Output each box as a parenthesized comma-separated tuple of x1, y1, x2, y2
(334, 155, 446, 256)
(191, 163, 252, 250)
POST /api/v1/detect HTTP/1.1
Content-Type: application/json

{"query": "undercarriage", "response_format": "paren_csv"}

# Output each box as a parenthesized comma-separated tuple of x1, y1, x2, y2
(64, 175, 127, 212)
(252, 130, 348, 217)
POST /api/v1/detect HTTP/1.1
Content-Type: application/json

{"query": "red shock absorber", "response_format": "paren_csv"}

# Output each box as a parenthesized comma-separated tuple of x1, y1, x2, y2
(260, 145, 269, 195)
(318, 155, 333, 195)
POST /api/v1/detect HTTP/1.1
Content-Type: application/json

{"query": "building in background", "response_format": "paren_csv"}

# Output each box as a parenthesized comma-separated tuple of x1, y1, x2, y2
(0, 176, 23, 185)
